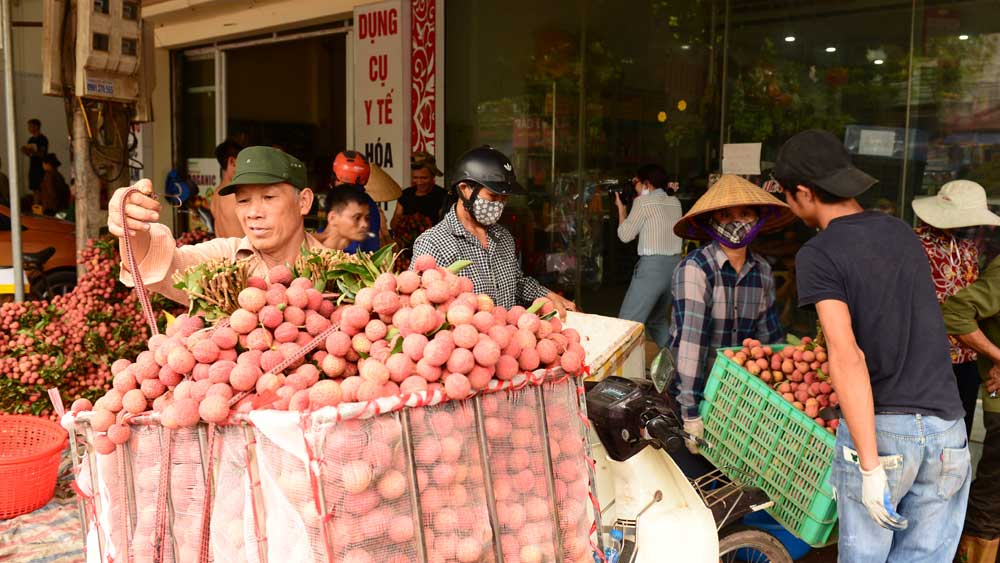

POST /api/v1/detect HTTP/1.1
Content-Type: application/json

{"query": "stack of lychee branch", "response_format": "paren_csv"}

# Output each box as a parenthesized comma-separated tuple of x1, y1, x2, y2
(72, 254, 587, 455)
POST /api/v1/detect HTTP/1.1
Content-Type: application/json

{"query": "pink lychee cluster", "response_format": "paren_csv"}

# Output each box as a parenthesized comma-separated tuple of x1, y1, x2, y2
(79, 256, 587, 455)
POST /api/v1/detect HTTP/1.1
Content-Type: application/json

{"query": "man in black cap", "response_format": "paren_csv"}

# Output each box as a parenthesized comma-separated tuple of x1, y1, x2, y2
(775, 129, 969, 562)
(412, 145, 575, 316)
(108, 146, 326, 305)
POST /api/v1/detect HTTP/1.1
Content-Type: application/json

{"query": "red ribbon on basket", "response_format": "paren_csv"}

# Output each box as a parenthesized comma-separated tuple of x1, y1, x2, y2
(298, 412, 337, 563)
(119, 186, 160, 337)
(71, 480, 113, 562)
(152, 429, 173, 563)
(243, 435, 268, 555)
(198, 423, 217, 563)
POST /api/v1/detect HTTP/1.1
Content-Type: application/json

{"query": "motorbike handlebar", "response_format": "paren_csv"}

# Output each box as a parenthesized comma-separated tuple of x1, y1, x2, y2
(644, 413, 710, 450)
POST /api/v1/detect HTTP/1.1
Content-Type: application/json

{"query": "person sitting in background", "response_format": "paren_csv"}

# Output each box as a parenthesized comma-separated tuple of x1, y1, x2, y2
(321, 185, 371, 254)
(615, 163, 683, 349)
(392, 151, 447, 229)
(39, 154, 70, 216)
(668, 174, 793, 473)
(329, 150, 389, 252)
(943, 254, 1000, 563)
(208, 139, 245, 238)
(912, 180, 1000, 437)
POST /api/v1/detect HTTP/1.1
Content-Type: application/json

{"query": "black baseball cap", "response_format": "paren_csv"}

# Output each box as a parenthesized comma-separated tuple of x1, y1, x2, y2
(774, 130, 877, 198)
(218, 146, 308, 195)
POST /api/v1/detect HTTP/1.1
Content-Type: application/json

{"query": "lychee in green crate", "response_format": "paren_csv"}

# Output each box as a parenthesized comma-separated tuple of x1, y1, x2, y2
(698, 346, 837, 547)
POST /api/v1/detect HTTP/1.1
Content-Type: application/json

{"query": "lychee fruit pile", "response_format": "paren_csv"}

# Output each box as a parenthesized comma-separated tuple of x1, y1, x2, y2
(725, 337, 839, 431)
(77, 255, 587, 451)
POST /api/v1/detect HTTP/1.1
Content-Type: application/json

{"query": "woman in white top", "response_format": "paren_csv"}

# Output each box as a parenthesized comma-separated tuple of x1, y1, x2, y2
(615, 164, 684, 347)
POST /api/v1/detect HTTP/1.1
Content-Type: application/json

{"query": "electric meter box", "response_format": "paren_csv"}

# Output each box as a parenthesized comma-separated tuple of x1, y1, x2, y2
(76, 0, 141, 102)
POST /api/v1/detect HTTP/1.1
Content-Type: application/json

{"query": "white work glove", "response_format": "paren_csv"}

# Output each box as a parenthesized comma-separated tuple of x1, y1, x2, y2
(682, 416, 704, 455)
(859, 464, 908, 531)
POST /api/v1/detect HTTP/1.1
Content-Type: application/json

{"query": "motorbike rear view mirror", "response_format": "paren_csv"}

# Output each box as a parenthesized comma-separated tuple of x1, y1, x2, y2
(649, 348, 676, 394)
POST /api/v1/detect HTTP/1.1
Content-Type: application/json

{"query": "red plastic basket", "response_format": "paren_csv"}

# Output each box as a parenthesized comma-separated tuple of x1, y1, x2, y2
(0, 414, 68, 519)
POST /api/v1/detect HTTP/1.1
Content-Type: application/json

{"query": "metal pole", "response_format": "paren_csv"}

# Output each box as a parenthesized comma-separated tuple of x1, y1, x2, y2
(899, 0, 918, 223)
(68, 425, 90, 549)
(718, 0, 731, 168)
(573, 3, 587, 307)
(472, 396, 505, 563)
(399, 410, 429, 563)
(534, 385, 565, 563)
(1, 0, 23, 300)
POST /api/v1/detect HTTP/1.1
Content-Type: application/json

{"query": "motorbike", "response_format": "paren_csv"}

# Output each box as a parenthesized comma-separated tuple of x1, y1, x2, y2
(585, 349, 793, 563)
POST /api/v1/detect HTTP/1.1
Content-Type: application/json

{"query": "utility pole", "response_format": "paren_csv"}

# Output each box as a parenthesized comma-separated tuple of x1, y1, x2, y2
(2, 0, 23, 300)
(72, 98, 101, 278)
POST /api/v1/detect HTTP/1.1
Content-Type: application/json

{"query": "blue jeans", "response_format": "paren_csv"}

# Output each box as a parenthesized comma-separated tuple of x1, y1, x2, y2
(831, 414, 971, 562)
(618, 254, 681, 348)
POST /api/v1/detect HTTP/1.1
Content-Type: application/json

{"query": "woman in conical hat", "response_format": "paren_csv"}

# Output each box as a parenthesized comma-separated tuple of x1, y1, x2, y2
(666, 174, 794, 472)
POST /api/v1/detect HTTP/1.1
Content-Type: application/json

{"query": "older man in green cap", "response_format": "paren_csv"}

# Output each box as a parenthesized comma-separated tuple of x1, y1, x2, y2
(108, 146, 326, 304)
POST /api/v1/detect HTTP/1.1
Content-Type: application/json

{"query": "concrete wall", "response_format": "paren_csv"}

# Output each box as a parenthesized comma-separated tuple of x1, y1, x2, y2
(0, 0, 72, 200)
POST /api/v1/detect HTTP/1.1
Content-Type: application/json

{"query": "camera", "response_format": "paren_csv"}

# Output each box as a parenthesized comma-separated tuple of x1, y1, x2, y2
(605, 178, 637, 208)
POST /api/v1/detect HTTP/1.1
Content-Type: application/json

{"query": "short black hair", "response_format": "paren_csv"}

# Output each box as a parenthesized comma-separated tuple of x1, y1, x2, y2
(636, 164, 670, 191)
(214, 140, 244, 172)
(326, 185, 370, 214)
(776, 175, 849, 204)
(28, 118, 40, 127)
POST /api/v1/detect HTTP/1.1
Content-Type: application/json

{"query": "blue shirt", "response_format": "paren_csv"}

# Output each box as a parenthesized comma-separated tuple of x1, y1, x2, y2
(359, 194, 381, 253)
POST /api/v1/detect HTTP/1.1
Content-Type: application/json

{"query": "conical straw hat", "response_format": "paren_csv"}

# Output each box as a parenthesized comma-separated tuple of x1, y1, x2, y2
(365, 163, 403, 202)
(674, 174, 795, 240)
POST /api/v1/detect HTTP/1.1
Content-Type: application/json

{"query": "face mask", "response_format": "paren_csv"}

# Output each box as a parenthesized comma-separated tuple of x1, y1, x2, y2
(640, 188, 652, 197)
(472, 197, 505, 226)
(708, 218, 759, 248)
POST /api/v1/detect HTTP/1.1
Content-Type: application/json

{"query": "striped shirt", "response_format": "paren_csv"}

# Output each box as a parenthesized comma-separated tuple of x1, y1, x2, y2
(668, 242, 783, 418)
(617, 190, 683, 256)
(411, 206, 550, 309)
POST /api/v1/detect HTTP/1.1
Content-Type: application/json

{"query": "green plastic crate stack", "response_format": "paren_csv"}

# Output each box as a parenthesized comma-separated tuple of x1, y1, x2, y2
(698, 346, 838, 547)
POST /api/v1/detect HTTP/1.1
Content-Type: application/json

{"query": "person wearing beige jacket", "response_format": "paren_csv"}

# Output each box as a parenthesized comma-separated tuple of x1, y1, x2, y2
(109, 146, 326, 305)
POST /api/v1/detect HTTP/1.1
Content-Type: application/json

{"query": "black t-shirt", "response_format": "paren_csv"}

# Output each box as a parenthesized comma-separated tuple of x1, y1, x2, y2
(27, 134, 48, 188)
(796, 211, 964, 420)
(399, 186, 446, 221)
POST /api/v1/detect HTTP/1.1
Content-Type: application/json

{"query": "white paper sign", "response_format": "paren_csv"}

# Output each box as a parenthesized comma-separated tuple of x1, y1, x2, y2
(722, 143, 762, 175)
(858, 129, 896, 157)
(187, 158, 219, 193)
(354, 0, 408, 189)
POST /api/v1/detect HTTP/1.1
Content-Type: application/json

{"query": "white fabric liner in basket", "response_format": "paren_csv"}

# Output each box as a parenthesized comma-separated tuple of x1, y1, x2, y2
(71, 368, 596, 563)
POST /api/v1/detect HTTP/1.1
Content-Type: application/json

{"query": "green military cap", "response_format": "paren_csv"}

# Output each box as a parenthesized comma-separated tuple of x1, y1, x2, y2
(218, 146, 307, 195)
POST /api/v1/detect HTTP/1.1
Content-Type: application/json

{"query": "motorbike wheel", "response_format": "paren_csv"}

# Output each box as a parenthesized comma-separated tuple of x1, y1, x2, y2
(717, 526, 793, 563)
(41, 270, 77, 299)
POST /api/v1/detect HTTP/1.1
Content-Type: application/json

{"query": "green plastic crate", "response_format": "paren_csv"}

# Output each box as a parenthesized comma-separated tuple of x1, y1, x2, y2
(698, 346, 838, 547)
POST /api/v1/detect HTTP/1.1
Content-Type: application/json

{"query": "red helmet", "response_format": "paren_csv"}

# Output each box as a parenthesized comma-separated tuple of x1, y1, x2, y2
(333, 150, 371, 185)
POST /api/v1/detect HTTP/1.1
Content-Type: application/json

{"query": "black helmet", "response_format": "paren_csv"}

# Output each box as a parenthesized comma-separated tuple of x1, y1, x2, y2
(449, 145, 525, 195)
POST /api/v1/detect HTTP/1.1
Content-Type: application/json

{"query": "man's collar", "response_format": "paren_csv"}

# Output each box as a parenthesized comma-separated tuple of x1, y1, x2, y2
(445, 205, 467, 238)
(234, 229, 324, 260)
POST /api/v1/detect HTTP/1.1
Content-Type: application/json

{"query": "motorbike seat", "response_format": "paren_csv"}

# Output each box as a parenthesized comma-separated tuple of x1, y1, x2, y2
(23, 247, 56, 268)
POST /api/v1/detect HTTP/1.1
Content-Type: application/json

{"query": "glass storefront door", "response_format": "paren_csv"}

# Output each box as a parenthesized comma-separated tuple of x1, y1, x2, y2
(446, 0, 1000, 328)
(175, 27, 350, 231)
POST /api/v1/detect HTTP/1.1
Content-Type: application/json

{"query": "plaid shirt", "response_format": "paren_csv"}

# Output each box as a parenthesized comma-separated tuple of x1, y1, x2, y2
(669, 242, 784, 418)
(411, 205, 550, 309)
